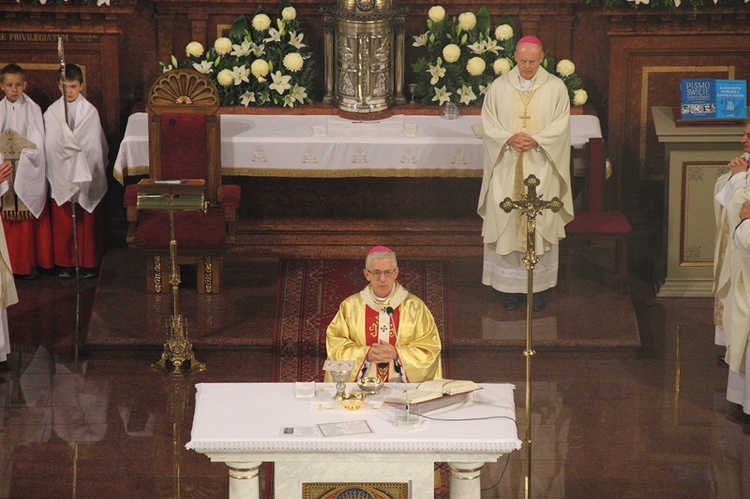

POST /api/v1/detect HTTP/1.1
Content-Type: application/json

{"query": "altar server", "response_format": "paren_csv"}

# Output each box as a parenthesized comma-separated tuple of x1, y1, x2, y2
(44, 63, 108, 279)
(0, 63, 53, 279)
(325, 246, 442, 383)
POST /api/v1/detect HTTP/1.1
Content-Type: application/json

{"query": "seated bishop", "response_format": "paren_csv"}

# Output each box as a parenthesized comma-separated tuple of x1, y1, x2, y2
(325, 245, 443, 383)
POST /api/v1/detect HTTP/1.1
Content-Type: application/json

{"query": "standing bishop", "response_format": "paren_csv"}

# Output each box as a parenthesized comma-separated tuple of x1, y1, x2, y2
(478, 35, 573, 312)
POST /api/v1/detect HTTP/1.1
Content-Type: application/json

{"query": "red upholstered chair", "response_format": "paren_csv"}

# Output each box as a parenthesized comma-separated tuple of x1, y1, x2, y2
(123, 69, 240, 294)
(561, 137, 631, 294)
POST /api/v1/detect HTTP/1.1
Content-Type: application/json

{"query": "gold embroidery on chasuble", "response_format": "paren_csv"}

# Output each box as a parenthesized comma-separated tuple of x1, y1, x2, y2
(351, 146, 369, 165)
(400, 147, 417, 165)
(302, 147, 319, 165)
(511, 89, 540, 250)
(251, 146, 268, 164)
(368, 320, 378, 339)
(0, 129, 34, 221)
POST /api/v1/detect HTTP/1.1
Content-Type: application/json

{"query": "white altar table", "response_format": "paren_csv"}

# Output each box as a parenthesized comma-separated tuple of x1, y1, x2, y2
(114, 112, 601, 181)
(186, 382, 521, 499)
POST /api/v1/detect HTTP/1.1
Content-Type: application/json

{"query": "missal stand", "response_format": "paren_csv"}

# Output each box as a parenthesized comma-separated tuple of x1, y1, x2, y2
(499, 174, 562, 499)
(137, 179, 207, 376)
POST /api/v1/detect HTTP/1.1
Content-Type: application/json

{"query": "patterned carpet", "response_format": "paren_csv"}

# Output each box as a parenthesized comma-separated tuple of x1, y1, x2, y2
(272, 259, 452, 382)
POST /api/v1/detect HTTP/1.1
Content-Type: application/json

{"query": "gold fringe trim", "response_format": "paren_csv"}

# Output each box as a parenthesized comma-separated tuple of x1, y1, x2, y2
(1, 210, 33, 222)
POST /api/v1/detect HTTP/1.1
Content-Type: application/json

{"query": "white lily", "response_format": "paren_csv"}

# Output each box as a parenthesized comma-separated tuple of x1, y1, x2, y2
(427, 63, 446, 86)
(240, 91, 256, 107)
(412, 32, 429, 48)
(249, 42, 266, 57)
(290, 84, 308, 105)
(457, 85, 477, 105)
(288, 31, 307, 50)
(192, 60, 214, 74)
(232, 65, 250, 85)
(231, 41, 253, 57)
(432, 86, 453, 106)
(269, 71, 292, 95)
(264, 19, 286, 44)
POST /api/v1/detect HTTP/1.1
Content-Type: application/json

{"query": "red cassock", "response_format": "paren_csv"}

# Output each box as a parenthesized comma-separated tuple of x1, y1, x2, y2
(2, 200, 54, 275)
(50, 200, 103, 269)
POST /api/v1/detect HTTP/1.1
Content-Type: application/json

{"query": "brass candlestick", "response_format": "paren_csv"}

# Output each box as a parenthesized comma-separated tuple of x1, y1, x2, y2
(499, 174, 562, 499)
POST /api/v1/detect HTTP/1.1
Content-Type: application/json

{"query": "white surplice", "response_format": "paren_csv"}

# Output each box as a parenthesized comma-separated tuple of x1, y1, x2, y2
(0, 94, 47, 218)
(43, 95, 108, 213)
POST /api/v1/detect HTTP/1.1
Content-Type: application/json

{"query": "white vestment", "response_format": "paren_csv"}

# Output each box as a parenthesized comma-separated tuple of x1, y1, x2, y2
(723, 180, 750, 415)
(0, 94, 47, 218)
(0, 180, 20, 362)
(44, 95, 108, 213)
(478, 66, 573, 293)
(713, 165, 748, 345)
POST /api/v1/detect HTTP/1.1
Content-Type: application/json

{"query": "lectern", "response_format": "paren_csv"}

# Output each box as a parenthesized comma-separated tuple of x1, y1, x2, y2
(137, 179, 207, 376)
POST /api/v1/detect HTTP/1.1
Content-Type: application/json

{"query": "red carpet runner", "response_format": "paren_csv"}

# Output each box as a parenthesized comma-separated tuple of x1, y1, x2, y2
(273, 259, 452, 382)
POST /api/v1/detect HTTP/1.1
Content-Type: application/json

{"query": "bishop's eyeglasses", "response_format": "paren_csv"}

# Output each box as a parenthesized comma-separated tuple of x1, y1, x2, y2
(366, 269, 396, 279)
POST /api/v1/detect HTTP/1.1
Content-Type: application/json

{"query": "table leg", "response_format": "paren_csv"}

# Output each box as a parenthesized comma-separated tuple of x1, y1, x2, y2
(447, 461, 483, 498)
(227, 461, 262, 499)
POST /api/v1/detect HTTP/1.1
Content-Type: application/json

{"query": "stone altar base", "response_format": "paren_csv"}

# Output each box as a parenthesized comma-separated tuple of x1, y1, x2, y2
(84, 248, 640, 354)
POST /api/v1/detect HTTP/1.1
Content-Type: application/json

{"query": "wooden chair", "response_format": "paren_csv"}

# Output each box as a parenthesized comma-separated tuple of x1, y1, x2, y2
(123, 69, 240, 294)
(561, 137, 631, 294)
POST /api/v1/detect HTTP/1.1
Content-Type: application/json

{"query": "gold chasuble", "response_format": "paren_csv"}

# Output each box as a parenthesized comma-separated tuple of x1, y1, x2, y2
(325, 282, 442, 383)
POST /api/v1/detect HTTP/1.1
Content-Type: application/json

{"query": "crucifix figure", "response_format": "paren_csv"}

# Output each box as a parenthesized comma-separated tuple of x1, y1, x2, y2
(499, 173, 562, 499)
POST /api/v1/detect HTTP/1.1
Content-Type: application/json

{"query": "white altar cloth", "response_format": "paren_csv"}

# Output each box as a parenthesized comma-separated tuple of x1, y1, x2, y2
(114, 112, 601, 181)
(187, 382, 521, 498)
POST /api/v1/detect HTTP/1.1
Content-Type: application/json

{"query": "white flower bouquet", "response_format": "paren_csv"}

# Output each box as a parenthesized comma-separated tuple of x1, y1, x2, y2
(160, 0, 315, 108)
(412, 5, 587, 107)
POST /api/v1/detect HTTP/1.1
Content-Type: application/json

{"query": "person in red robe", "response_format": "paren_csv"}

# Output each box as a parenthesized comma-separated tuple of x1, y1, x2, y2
(43, 64, 108, 279)
(0, 63, 54, 279)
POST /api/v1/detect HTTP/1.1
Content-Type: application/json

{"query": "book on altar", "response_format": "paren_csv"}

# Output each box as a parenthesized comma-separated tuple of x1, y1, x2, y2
(679, 78, 747, 121)
(383, 379, 481, 405)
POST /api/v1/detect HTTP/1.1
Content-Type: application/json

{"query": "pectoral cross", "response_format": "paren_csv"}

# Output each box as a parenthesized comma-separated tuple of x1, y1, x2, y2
(517, 89, 537, 129)
(519, 110, 530, 128)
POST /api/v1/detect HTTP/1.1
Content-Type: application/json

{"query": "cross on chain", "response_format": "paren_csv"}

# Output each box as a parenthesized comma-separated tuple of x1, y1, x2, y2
(519, 110, 530, 128)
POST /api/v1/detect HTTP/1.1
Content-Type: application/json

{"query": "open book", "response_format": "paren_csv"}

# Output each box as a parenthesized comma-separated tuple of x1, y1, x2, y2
(383, 379, 481, 405)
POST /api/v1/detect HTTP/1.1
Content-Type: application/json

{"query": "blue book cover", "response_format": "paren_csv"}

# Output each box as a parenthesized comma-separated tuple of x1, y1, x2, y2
(715, 79, 747, 119)
(680, 79, 716, 119)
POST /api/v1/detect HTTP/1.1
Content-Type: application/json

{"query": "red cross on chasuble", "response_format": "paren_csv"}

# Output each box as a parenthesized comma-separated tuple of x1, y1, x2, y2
(365, 305, 399, 381)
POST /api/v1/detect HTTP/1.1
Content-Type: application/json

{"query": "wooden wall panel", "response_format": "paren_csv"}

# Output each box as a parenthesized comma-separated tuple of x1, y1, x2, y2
(608, 35, 749, 184)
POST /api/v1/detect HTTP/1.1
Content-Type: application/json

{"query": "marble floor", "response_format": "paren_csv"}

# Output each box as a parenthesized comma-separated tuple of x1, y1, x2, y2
(1, 253, 747, 498)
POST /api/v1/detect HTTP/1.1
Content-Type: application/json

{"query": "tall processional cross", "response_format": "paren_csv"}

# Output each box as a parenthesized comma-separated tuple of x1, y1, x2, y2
(499, 174, 563, 499)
